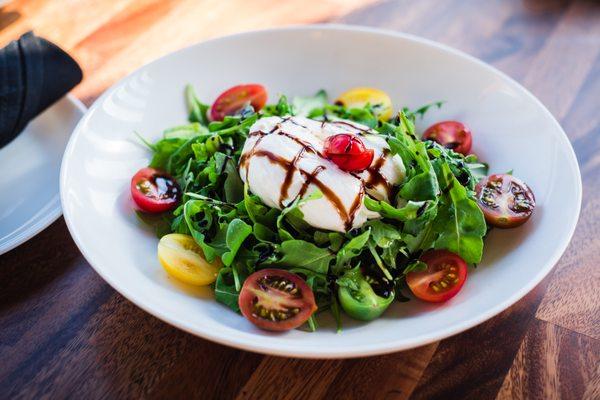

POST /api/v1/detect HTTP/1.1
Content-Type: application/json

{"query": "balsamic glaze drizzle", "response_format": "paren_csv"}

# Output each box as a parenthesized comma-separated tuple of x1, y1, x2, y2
(239, 117, 390, 231)
(363, 149, 393, 199)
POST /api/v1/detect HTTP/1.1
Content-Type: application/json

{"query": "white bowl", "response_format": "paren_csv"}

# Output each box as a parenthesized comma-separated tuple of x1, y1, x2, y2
(60, 25, 581, 358)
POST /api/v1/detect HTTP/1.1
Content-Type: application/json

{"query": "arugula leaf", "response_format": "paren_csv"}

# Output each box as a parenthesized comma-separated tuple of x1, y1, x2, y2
(364, 197, 429, 221)
(231, 248, 255, 290)
(253, 222, 277, 243)
(313, 231, 345, 252)
(384, 114, 440, 201)
(149, 138, 187, 170)
(163, 122, 208, 140)
(221, 219, 253, 266)
(343, 106, 379, 128)
(399, 167, 439, 201)
(306, 103, 379, 127)
(403, 222, 437, 253)
(292, 90, 328, 116)
(214, 268, 241, 312)
(367, 220, 402, 248)
(186, 84, 210, 126)
(221, 155, 244, 203)
(182, 196, 245, 265)
(166, 136, 203, 174)
(268, 240, 334, 276)
(183, 199, 216, 261)
(243, 184, 278, 228)
(426, 142, 488, 192)
(402, 101, 444, 121)
(433, 163, 487, 263)
(276, 190, 322, 241)
(262, 95, 293, 116)
(334, 229, 370, 273)
(367, 242, 393, 280)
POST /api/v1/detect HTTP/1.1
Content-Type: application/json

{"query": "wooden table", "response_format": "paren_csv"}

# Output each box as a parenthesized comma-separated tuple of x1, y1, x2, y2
(1, 0, 599, 398)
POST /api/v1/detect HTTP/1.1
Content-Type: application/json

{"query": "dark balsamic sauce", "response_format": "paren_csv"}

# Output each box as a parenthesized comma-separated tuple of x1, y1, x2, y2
(276, 131, 325, 158)
(279, 147, 305, 206)
(298, 166, 352, 229)
(346, 186, 365, 231)
(330, 120, 371, 136)
(239, 130, 267, 183)
(363, 149, 393, 199)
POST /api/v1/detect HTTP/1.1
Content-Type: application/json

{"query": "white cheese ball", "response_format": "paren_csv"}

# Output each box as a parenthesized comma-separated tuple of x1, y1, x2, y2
(239, 116, 405, 232)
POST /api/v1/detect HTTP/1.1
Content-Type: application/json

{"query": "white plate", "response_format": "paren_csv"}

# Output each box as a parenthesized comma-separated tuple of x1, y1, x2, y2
(0, 95, 85, 255)
(60, 25, 581, 358)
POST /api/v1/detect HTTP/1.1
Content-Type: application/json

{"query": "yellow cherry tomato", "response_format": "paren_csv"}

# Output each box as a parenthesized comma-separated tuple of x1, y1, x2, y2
(157, 233, 222, 285)
(336, 87, 393, 121)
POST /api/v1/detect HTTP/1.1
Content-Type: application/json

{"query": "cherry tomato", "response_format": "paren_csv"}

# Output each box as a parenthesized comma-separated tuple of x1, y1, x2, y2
(423, 121, 473, 155)
(158, 234, 222, 285)
(209, 84, 267, 121)
(131, 167, 181, 213)
(336, 87, 393, 121)
(323, 134, 375, 172)
(475, 174, 535, 228)
(238, 269, 317, 331)
(406, 250, 467, 303)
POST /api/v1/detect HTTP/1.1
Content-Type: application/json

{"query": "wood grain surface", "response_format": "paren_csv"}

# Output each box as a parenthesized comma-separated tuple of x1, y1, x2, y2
(1, 0, 599, 399)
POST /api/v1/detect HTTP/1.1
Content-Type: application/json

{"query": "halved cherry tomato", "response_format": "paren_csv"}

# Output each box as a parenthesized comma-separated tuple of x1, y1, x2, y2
(131, 167, 181, 213)
(475, 174, 535, 228)
(406, 250, 467, 303)
(336, 87, 393, 121)
(323, 133, 374, 172)
(423, 121, 472, 155)
(238, 269, 317, 331)
(209, 84, 267, 121)
(158, 234, 222, 285)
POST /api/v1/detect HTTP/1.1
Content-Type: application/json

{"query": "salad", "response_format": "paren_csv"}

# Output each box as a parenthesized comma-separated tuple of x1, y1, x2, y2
(131, 84, 536, 332)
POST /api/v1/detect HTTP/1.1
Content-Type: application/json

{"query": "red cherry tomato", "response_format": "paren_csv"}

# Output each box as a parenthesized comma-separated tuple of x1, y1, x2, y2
(475, 174, 535, 228)
(406, 250, 467, 303)
(131, 167, 181, 213)
(423, 121, 473, 155)
(323, 134, 375, 172)
(238, 269, 317, 331)
(209, 84, 268, 121)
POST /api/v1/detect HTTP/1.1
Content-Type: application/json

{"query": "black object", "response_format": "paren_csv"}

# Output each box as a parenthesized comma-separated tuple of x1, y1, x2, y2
(0, 31, 82, 149)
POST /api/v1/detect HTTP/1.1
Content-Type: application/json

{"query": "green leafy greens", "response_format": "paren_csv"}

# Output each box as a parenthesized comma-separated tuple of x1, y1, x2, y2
(137, 86, 489, 330)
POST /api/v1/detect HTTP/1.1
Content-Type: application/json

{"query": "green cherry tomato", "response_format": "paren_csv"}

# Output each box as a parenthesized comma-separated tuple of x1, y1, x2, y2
(337, 267, 394, 321)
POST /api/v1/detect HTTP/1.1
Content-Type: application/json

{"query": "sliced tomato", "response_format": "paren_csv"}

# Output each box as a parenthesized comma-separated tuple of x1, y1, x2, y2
(423, 121, 473, 155)
(158, 234, 222, 285)
(238, 269, 317, 331)
(406, 250, 467, 303)
(323, 133, 374, 172)
(209, 84, 267, 121)
(475, 174, 535, 228)
(131, 167, 181, 213)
